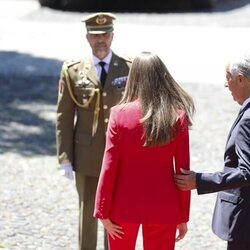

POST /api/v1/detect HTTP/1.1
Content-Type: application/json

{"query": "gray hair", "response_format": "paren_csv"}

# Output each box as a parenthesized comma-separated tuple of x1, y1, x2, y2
(230, 54, 250, 79)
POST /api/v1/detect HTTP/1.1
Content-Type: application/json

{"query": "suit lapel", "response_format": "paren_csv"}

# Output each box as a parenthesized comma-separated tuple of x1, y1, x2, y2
(226, 111, 244, 143)
(104, 53, 121, 90)
(226, 100, 250, 143)
(80, 53, 124, 89)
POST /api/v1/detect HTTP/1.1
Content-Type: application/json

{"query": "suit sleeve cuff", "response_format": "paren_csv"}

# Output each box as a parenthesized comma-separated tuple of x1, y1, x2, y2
(196, 173, 204, 195)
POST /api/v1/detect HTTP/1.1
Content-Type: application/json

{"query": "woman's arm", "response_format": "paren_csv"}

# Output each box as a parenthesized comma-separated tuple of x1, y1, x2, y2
(94, 107, 120, 219)
(174, 113, 191, 223)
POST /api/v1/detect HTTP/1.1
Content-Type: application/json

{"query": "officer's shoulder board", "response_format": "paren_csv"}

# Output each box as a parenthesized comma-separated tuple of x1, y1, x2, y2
(63, 59, 81, 70)
(120, 55, 133, 64)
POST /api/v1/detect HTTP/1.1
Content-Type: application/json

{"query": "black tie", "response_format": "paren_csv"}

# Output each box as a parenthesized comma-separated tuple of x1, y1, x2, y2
(99, 61, 107, 87)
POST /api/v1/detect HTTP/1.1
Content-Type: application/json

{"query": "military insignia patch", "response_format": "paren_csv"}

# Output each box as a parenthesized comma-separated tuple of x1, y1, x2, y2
(112, 76, 127, 88)
(96, 15, 107, 25)
(113, 60, 119, 66)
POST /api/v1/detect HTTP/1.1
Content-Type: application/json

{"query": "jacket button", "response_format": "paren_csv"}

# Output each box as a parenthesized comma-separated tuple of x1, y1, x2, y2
(103, 105, 108, 109)
(104, 118, 109, 123)
(102, 92, 107, 97)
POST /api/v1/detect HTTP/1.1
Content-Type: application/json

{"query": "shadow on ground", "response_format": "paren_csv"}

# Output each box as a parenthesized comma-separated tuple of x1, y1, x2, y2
(0, 51, 63, 156)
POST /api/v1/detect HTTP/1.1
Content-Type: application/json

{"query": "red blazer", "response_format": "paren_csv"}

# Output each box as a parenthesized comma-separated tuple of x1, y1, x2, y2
(94, 101, 190, 224)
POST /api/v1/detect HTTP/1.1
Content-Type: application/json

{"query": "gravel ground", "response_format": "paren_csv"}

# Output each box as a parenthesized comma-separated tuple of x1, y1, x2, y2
(0, 77, 237, 250)
(0, 0, 249, 249)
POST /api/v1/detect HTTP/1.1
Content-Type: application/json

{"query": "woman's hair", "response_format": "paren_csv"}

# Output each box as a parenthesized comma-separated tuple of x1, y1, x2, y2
(120, 52, 195, 146)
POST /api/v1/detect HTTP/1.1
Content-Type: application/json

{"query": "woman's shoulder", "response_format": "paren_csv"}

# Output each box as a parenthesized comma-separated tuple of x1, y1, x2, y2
(176, 109, 188, 126)
(177, 109, 185, 118)
(110, 102, 141, 125)
(111, 101, 140, 113)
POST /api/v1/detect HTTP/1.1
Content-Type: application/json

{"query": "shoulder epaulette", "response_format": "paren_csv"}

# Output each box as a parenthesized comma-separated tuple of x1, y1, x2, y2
(63, 59, 81, 69)
(121, 55, 133, 63)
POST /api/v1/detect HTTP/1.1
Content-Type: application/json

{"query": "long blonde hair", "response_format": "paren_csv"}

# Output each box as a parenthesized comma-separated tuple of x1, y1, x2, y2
(120, 52, 195, 146)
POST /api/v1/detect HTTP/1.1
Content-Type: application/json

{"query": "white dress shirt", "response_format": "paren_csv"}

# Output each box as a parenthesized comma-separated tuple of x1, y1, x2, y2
(93, 50, 112, 80)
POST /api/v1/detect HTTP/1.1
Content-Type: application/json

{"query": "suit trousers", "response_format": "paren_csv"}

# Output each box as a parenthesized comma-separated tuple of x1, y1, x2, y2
(227, 241, 250, 250)
(75, 173, 100, 250)
(107, 221, 177, 250)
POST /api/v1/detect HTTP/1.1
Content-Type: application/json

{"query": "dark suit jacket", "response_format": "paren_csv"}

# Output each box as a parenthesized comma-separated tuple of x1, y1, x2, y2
(196, 99, 250, 242)
(94, 101, 191, 224)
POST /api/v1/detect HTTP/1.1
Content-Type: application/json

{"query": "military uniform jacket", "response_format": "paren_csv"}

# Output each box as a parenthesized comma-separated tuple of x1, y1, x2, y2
(56, 52, 131, 177)
(196, 99, 250, 242)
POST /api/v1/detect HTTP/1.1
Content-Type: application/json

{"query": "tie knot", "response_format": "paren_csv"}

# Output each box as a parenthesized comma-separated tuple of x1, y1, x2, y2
(99, 61, 106, 68)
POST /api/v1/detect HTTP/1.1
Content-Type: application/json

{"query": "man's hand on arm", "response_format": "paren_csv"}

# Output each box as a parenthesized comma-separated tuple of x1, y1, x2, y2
(174, 168, 197, 191)
(59, 163, 74, 180)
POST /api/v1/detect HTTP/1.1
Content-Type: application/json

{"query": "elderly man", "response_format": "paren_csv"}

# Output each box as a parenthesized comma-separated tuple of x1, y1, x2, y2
(174, 54, 250, 250)
(56, 12, 131, 250)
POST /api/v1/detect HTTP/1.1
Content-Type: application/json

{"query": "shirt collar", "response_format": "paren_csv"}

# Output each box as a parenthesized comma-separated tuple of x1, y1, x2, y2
(241, 97, 250, 110)
(93, 50, 112, 66)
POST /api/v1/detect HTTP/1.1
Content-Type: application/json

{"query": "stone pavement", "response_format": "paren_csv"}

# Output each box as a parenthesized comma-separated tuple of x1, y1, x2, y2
(0, 0, 250, 249)
(0, 77, 236, 249)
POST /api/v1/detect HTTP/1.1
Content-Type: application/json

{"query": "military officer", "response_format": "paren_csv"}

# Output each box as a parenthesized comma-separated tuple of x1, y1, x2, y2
(56, 12, 131, 250)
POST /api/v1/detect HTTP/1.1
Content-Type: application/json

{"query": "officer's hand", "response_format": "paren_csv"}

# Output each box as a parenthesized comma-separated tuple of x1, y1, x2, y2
(59, 163, 74, 180)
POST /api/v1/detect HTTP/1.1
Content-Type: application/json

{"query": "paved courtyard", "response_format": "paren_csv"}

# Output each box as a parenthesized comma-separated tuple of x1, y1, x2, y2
(0, 0, 249, 249)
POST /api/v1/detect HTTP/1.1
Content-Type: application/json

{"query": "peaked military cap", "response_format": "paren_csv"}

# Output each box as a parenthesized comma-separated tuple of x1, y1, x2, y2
(82, 12, 116, 34)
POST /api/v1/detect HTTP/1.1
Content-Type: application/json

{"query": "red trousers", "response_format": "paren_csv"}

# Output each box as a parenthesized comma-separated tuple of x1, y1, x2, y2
(108, 222, 177, 250)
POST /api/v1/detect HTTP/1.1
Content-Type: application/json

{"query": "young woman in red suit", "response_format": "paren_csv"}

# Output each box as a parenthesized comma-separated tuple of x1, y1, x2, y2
(94, 52, 195, 250)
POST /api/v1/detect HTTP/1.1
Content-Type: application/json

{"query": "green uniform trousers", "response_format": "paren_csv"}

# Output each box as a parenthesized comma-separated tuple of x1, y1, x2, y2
(76, 173, 108, 250)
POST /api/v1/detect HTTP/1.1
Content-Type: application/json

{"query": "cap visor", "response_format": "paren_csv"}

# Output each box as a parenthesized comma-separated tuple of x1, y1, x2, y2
(87, 26, 113, 34)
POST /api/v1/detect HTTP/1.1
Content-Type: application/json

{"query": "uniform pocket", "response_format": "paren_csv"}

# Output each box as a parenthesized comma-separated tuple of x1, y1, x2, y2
(219, 192, 240, 205)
